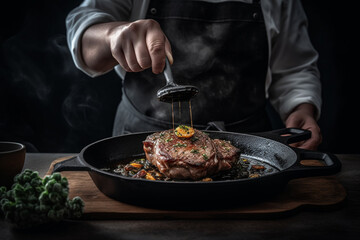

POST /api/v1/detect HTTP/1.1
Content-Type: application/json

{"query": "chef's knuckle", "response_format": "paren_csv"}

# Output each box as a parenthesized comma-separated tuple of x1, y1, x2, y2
(117, 32, 126, 43)
(144, 19, 160, 29)
(148, 40, 164, 56)
(127, 21, 140, 33)
(120, 23, 141, 40)
(110, 43, 122, 55)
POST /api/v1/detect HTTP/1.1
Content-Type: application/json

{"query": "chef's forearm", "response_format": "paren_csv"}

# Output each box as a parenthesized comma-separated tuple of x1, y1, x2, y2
(81, 22, 125, 73)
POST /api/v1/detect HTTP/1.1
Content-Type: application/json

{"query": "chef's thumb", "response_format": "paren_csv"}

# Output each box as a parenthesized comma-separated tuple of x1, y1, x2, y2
(165, 37, 173, 65)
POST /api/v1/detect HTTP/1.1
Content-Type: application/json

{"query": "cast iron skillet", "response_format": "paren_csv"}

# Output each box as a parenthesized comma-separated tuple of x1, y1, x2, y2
(53, 128, 341, 209)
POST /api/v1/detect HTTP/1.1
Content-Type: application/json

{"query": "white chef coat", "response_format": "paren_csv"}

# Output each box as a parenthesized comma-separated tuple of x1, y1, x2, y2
(65, 0, 322, 122)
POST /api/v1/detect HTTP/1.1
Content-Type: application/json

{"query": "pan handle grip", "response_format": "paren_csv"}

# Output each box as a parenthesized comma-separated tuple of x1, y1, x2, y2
(52, 156, 91, 173)
(253, 128, 311, 145)
(284, 149, 342, 179)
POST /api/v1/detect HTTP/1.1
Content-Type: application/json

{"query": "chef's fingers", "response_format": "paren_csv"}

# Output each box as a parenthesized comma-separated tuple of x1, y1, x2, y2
(133, 37, 152, 70)
(109, 20, 153, 72)
(292, 129, 322, 150)
(130, 24, 152, 70)
(145, 20, 167, 74)
(286, 120, 322, 150)
(112, 45, 131, 72)
(121, 39, 143, 72)
(110, 35, 139, 72)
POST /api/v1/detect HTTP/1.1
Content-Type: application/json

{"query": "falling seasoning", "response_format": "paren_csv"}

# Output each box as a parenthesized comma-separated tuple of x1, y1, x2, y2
(170, 99, 194, 130)
(189, 100, 193, 128)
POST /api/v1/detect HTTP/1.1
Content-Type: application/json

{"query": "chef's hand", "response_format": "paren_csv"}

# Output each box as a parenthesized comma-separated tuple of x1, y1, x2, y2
(82, 19, 173, 74)
(285, 103, 322, 150)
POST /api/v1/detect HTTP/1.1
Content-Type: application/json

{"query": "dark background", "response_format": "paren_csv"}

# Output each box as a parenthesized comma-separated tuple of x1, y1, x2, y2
(0, 0, 358, 154)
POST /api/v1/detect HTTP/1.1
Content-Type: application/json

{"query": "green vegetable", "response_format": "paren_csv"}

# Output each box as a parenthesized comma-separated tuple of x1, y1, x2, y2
(0, 169, 84, 228)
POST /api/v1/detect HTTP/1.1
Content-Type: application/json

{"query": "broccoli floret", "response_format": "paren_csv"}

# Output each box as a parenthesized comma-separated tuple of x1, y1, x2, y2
(0, 169, 84, 228)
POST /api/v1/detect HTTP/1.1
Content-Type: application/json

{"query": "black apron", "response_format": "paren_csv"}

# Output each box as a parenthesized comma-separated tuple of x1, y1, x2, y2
(113, 0, 270, 135)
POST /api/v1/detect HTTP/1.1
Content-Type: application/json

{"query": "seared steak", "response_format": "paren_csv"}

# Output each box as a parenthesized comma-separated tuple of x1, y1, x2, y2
(143, 129, 240, 180)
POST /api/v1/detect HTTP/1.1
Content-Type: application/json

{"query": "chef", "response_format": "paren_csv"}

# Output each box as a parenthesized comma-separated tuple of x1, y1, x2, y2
(66, 0, 322, 150)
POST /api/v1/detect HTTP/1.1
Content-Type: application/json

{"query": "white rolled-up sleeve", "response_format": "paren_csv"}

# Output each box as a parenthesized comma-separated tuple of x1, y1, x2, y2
(263, 0, 322, 121)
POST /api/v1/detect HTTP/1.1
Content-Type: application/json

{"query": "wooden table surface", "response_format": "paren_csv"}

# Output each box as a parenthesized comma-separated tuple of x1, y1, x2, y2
(1, 153, 359, 240)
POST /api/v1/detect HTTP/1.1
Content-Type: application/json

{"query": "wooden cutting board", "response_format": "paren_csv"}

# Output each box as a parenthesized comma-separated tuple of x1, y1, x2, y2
(46, 157, 346, 219)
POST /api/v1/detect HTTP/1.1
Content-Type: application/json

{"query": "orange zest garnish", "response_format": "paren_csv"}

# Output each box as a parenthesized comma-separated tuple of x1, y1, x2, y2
(174, 125, 195, 138)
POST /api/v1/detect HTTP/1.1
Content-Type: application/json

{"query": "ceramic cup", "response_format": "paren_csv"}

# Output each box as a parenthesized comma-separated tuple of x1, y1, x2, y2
(0, 142, 26, 189)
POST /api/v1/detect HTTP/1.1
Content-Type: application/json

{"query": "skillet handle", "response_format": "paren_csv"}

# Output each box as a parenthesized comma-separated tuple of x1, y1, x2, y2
(52, 156, 91, 173)
(253, 128, 311, 145)
(284, 149, 342, 179)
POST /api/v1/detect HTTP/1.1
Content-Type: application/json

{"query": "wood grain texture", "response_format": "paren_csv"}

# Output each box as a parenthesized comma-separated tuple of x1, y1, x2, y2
(46, 157, 347, 219)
